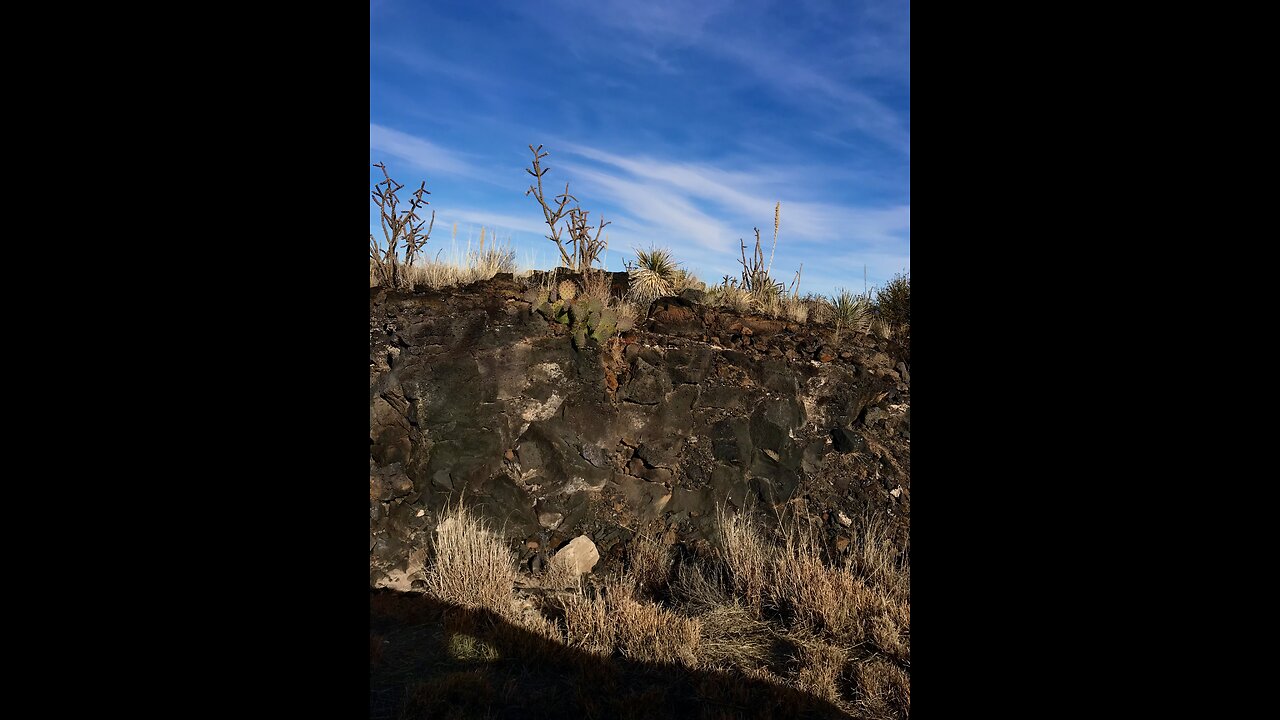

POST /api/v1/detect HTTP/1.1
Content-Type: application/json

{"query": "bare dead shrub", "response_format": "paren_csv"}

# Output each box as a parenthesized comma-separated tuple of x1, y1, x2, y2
(525, 144, 610, 270)
(369, 161, 434, 289)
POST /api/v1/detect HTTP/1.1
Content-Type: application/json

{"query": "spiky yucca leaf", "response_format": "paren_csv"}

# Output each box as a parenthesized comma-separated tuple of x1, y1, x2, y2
(870, 316, 892, 339)
(630, 247, 678, 302)
(831, 290, 872, 335)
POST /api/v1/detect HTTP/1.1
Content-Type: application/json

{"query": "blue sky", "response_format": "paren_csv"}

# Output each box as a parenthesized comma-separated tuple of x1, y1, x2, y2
(370, 0, 909, 298)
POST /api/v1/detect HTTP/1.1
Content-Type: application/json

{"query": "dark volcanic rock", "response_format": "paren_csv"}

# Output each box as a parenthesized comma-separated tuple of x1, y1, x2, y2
(831, 427, 864, 453)
(369, 276, 910, 587)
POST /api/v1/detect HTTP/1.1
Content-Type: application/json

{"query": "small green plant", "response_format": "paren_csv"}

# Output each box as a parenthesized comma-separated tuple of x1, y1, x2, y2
(369, 161, 435, 289)
(875, 271, 910, 336)
(830, 289, 872, 339)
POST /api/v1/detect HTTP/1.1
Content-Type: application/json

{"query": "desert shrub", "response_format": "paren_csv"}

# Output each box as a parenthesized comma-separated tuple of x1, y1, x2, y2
(525, 143, 609, 270)
(874, 271, 910, 331)
(369, 161, 435, 289)
(830, 289, 872, 337)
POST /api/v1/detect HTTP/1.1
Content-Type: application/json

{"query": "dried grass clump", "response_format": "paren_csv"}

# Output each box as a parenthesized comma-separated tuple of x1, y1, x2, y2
(671, 268, 705, 293)
(423, 504, 516, 614)
(626, 533, 673, 598)
(562, 581, 701, 667)
(852, 657, 911, 720)
(714, 505, 776, 613)
(561, 590, 614, 657)
(707, 284, 754, 315)
(691, 599, 775, 670)
(790, 634, 849, 708)
(609, 585, 702, 667)
(579, 266, 613, 303)
(781, 296, 809, 323)
(403, 231, 517, 290)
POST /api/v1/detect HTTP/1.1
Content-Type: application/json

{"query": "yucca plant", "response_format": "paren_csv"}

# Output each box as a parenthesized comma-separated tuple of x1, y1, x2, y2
(831, 289, 872, 338)
(630, 247, 679, 303)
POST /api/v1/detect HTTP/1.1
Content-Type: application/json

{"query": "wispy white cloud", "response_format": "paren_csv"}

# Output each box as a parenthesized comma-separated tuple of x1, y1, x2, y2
(536, 0, 909, 155)
(559, 143, 909, 245)
(543, 141, 908, 288)
(434, 208, 552, 238)
(369, 123, 497, 182)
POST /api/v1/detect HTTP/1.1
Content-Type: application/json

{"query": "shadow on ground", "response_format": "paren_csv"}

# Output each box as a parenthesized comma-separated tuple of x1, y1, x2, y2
(371, 589, 855, 719)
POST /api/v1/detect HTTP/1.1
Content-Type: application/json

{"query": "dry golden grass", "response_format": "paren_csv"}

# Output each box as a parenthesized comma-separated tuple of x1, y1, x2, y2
(671, 268, 705, 293)
(769, 545, 860, 638)
(782, 296, 809, 323)
(709, 504, 910, 716)
(789, 634, 849, 708)
(423, 504, 516, 614)
(402, 500, 908, 718)
(376, 234, 517, 291)
(579, 266, 612, 303)
(626, 533, 672, 596)
(691, 599, 775, 670)
(715, 505, 775, 612)
(562, 580, 701, 667)
(561, 590, 614, 657)
(852, 657, 911, 720)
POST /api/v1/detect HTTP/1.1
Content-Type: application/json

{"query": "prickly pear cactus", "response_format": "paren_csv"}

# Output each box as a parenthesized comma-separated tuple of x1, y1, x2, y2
(568, 299, 587, 326)
(590, 307, 618, 343)
(558, 280, 578, 301)
(552, 300, 570, 324)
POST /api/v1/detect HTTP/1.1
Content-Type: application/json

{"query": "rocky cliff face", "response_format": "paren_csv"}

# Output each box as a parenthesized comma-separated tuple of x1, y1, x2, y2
(370, 273, 910, 590)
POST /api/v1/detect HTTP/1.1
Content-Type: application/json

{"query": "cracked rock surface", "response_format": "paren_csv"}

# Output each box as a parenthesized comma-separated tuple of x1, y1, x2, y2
(370, 273, 910, 588)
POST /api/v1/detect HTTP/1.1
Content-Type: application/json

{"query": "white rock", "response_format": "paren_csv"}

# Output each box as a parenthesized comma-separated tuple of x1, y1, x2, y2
(538, 511, 564, 529)
(835, 510, 853, 527)
(554, 535, 600, 576)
